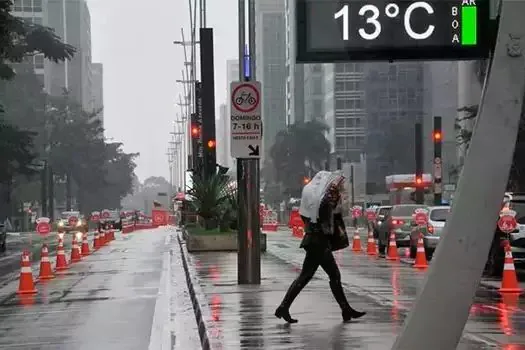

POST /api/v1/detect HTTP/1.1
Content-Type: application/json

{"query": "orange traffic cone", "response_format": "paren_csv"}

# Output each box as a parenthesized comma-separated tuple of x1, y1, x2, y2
(81, 232, 90, 256)
(17, 251, 37, 294)
(100, 231, 106, 245)
(93, 232, 100, 250)
(352, 230, 362, 252)
(70, 236, 81, 263)
(500, 242, 523, 294)
(386, 232, 399, 261)
(366, 231, 377, 256)
(298, 226, 304, 238)
(109, 229, 115, 241)
(38, 244, 55, 280)
(55, 238, 68, 271)
(413, 233, 428, 269)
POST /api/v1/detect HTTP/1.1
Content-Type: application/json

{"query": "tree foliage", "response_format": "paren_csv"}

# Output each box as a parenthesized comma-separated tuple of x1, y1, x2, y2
(269, 120, 331, 197)
(0, 1, 75, 80)
(454, 59, 525, 191)
(0, 69, 138, 217)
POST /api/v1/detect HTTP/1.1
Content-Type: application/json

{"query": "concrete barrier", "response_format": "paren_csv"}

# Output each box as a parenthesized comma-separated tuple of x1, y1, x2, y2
(185, 231, 267, 252)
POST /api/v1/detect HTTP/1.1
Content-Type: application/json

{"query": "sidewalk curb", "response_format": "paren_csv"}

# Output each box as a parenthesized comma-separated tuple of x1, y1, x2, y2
(177, 231, 212, 350)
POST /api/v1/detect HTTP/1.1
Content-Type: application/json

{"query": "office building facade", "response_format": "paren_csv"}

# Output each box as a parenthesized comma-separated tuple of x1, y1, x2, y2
(303, 64, 324, 122)
(256, 0, 287, 161)
(323, 63, 367, 164)
(284, 0, 304, 125)
(45, 0, 92, 111)
(91, 62, 103, 125)
(12, 0, 46, 82)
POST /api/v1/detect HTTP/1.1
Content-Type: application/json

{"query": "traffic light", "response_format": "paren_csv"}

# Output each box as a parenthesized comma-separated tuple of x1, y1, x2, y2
(191, 124, 200, 139)
(433, 116, 443, 205)
(415, 176, 423, 186)
(207, 139, 216, 149)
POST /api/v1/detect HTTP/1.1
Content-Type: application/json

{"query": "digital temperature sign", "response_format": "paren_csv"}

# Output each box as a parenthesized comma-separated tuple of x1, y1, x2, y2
(296, 0, 492, 62)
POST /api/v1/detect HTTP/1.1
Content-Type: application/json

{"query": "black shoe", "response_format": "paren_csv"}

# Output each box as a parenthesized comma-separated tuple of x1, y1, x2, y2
(275, 306, 298, 323)
(342, 308, 366, 322)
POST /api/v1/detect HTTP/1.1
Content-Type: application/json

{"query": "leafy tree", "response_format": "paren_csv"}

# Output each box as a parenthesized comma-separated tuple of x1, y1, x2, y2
(269, 120, 330, 197)
(0, 1, 75, 80)
(454, 59, 525, 191)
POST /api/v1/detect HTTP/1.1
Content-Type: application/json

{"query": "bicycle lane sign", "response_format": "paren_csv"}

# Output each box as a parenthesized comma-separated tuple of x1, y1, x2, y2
(230, 81, 262, 159)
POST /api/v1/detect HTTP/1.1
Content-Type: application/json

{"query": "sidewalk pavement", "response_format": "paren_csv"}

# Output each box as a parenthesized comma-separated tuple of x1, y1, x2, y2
(0, 227, 201, 350)
(179, 229, 502, 349)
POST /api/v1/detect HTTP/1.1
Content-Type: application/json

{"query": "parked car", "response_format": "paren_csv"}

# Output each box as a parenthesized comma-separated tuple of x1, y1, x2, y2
(485, 192, 525, 277)
(409, 205, 450, 260)
(372, 205, 392, 236)
(377, 204, 427, 254)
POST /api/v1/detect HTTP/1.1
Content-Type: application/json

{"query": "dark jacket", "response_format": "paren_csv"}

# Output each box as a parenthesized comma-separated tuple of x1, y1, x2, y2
(299, 201, 349, 252)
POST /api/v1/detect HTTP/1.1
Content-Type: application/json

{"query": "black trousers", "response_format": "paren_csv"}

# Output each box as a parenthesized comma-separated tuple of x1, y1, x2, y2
(279, 247, 351, 311)
(298, 248, 341, 284)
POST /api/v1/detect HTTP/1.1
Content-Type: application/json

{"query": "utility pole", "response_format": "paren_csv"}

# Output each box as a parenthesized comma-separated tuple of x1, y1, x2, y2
(414, 123, 424, 204)
(433, 116, 443, 205)
(237, 0, 261, 285)
(199, 28, 217, 179)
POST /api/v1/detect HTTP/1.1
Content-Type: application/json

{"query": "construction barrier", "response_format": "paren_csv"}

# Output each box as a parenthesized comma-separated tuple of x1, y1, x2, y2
(261, 209, 279, 231)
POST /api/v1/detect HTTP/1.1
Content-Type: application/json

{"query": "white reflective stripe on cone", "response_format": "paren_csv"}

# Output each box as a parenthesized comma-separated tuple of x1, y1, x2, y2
(22, 256, 30, 262)
(21, 267, 32, 273)
(505, 251, 513, 258)
(504, 263, 516, 270)
(417, 247, 425, 252)
(41, 256, 49, 262)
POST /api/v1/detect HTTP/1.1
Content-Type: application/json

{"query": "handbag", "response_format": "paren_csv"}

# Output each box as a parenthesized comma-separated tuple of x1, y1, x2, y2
(329, 213, 349, 251)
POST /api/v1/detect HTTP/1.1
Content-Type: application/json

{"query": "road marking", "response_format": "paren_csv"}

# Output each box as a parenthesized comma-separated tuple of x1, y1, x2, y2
(147, 231, 172, 350)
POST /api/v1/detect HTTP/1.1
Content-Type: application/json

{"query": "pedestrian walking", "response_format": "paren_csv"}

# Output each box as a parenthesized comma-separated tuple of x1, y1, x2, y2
(275, 171, 366, 323)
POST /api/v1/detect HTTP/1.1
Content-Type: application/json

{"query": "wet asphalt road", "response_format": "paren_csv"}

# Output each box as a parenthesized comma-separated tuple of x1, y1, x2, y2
(186, 230, 525, 349)
(0, 229, 176, 349)
(0, 233, 95, 290)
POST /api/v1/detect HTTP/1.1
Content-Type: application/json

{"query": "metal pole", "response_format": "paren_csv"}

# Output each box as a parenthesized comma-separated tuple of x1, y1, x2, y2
(237, 0, 261, 285)
(414, 123, 424, 204)
(350, 164, 355, 206)
(393, 0, 525, 348)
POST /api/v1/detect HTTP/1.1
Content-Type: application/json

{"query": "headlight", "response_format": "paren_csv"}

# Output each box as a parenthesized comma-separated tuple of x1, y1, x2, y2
(377, 221, 382, 225)
(76, 220, 82, 227)
(58, 221, 64, 227)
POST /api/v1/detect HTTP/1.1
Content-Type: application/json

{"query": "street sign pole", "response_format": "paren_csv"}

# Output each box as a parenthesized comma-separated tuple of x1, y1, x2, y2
(236, 0, 261, 285)
(393, 0, 525, 348)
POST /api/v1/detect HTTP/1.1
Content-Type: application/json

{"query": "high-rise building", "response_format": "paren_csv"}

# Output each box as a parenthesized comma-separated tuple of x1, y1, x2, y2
(45, 0, 92, 112)
(224, 59, 239, 169)
(323, 63, 367, 165)
(255, 0, 287, 161)
(91, 62, 103, 125)
(422, 62, 458, 186)
(364, 63, 426, 190)
(217, 104, 229, 167)
(303, 64, 324, 122)
(284, 0, 304, 125)
(12, 0, 46, 82)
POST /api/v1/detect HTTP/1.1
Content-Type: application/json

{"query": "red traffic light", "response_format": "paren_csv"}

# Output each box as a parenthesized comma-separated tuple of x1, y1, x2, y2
(433, 131, 442, 141)
(207, 139, 216, 148)
(191, 125, 200, 138)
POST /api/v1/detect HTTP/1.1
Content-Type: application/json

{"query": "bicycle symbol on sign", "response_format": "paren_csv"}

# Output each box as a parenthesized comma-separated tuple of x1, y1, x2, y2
(235, 91, 257, 106)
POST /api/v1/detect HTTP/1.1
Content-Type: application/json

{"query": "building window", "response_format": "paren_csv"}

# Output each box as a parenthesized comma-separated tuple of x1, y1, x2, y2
(336, 137, 345, 149)
(23, 0, 32, 12)
(14, 0, 22, 11)
(335, 118, 345, 128)
(33, 0, 42, 11)
(34, 54, 44, 69)
(33, 17, 42, 25)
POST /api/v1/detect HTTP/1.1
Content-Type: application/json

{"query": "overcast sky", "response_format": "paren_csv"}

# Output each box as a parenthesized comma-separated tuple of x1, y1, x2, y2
(86, 0, 237, 182)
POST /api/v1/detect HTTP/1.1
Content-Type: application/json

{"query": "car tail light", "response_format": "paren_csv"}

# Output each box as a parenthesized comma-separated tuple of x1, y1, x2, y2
(391, 218, 404, 227)
(427, 224, 434, 234)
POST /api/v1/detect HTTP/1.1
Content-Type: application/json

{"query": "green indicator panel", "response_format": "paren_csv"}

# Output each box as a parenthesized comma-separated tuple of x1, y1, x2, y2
(461, 6, 477, 46)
